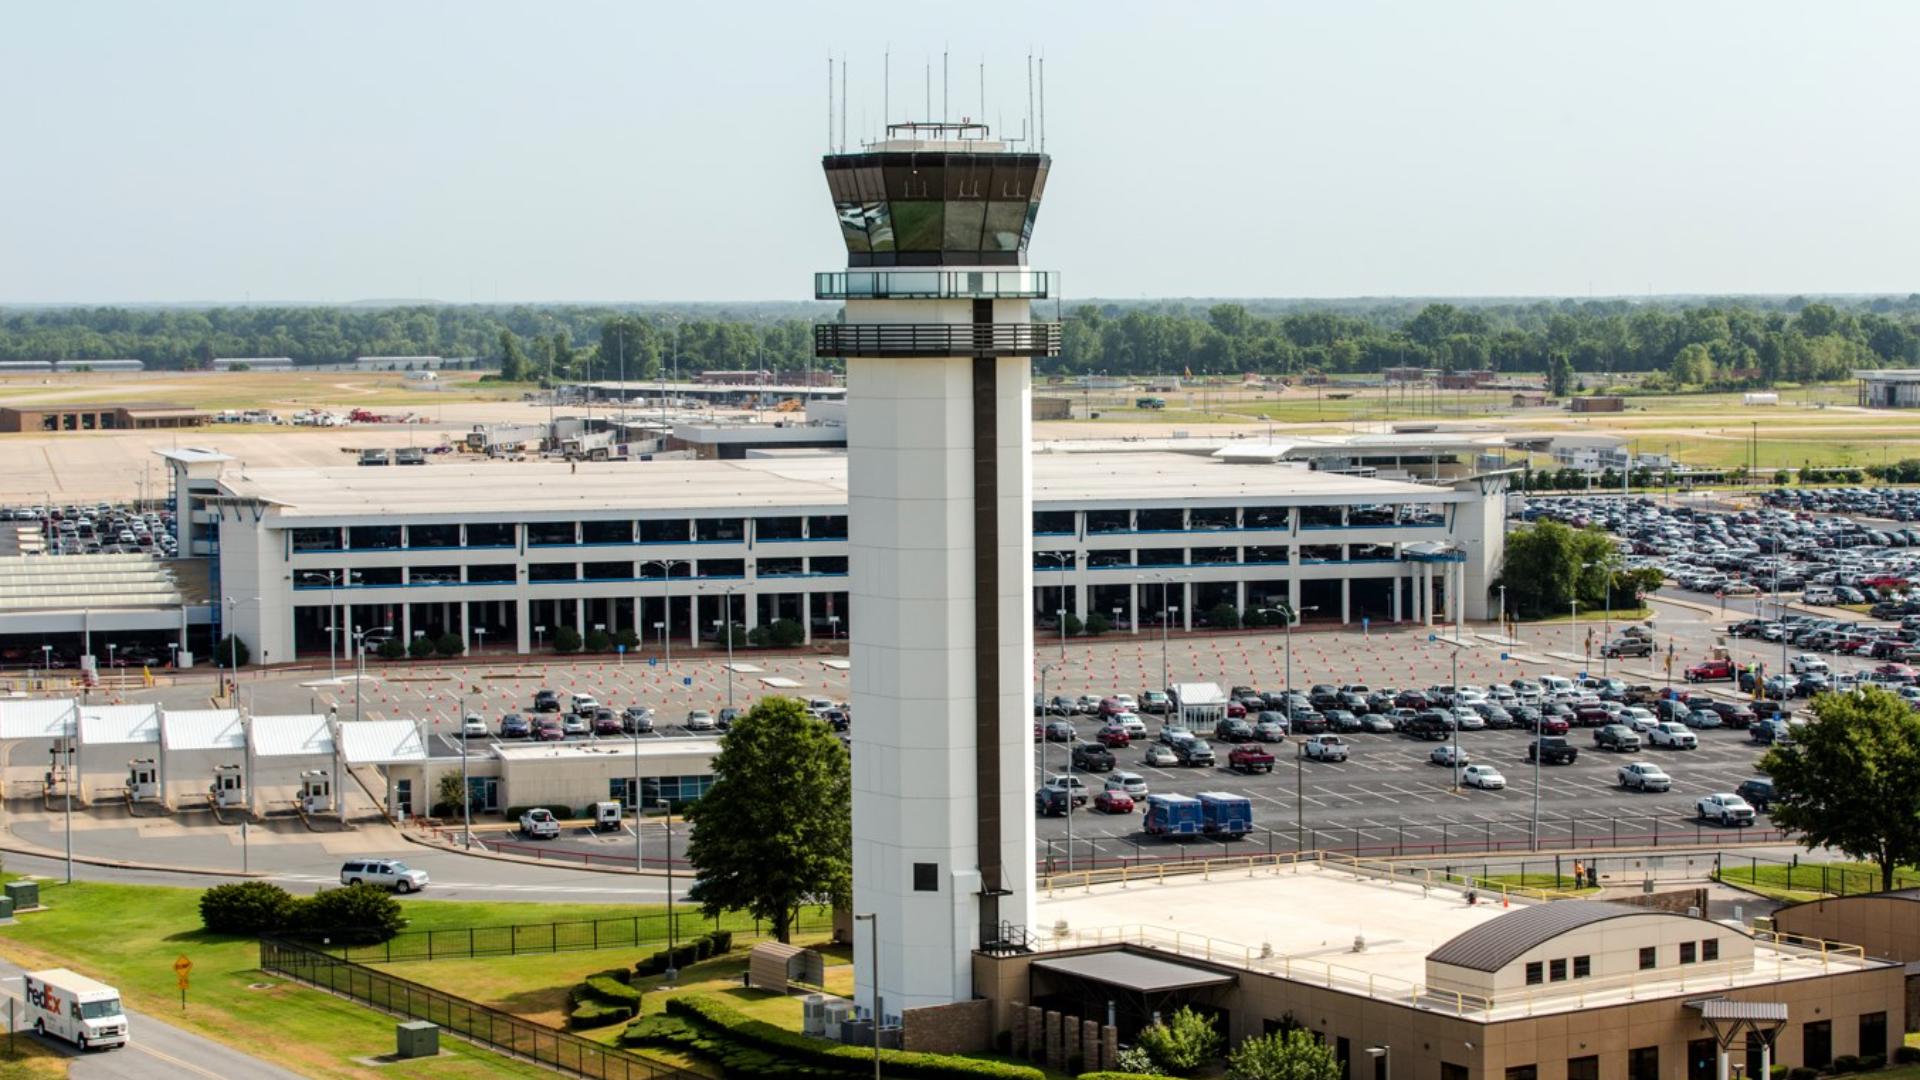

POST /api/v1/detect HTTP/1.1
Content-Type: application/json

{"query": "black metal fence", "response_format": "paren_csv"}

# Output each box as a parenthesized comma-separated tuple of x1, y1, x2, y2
(260, 936, 697, 1080)
(1038, 812, 1793, 873)
(1715, 853, 1920, 898)
(301, 907, 836, 965)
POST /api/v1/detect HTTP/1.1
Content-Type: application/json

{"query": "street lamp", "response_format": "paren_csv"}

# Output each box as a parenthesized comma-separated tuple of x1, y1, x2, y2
(351, 625, 393, 725)
(1282, 605, 1319, 696)
(644, 559, 686, 669)
(1582, 559, 1612, 676)
(1039, 551, 1075, 659)
(854, 912, 882, 1079)
(1430, 634, 1465, 792)
(459, 683, 474, 849)
(658, 797, 678, 956)
(223, 595, 258, 704)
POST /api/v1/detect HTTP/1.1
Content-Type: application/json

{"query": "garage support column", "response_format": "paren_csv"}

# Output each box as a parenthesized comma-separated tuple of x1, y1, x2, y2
(401, 605, 412, 648)
(1420, 564, 1432, 626)
(801, 593, 813, 643)
(1454, 563, 1466, 638)
(515, 598, 531, 654)
(1180, 584, 1192, 632)
(1340, 578, 1350, 625)
(744, 594, 760, 631)
(460, 602, 471, 652)
(1391, 573, 1402, 623)
(1127, 585, 1138, 634)
(1236, 581, 1246, 614)
(574, 598, 585, 636)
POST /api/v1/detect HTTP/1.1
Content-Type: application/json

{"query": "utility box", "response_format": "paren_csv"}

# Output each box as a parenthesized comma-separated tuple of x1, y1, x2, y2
(0, 895, 15, 919)
(395, 1021, 439, 1059)
(6, 881, 40, 911)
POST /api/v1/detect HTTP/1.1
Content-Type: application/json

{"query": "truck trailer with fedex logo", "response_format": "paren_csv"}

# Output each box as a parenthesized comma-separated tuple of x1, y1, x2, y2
(24, 968, 128, 1050)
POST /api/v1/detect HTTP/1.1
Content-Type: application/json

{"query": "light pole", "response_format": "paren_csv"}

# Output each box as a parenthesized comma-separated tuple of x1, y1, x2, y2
(1138, 573, 1177, 692)
(459, 684, 473, 849)
(1497, 584, 1509, 641)
(631, 723, 642, 871)
(351, 625, 392, 725)
(1282, 604, 1319, 696)
(1039, 552, 1075, 659)
(854, 912, 881, 1078)
(534, 624, 547, 652)
(223, 595, 258, 704)
(1038, 661, 1059, 786)
(1582, 559, 1612, 676)
(59, 702, 77, 883)
(40, 644, 51, 689)
(659, 796, 677, 957)
(1430, 634, 1464, 791)
(645, 559, 685, 669)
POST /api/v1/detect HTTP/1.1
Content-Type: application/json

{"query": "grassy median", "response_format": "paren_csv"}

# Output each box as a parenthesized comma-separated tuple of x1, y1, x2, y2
(0, 879, 699, 1079)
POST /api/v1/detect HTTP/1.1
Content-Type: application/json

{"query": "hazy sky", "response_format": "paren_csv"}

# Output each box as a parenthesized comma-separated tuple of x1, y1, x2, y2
(4, 1, 1916, 304)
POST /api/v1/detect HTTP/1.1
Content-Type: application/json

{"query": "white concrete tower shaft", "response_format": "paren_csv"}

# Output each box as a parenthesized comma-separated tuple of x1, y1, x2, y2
(821, 127, 1054, 1015)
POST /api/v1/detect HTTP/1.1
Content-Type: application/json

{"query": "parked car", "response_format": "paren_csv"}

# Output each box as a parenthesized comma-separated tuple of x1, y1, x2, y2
(1696, 793, 1756, 826)
(1071, 742, 1116, 772)
(1173, 738, 1217, 767)
(1648, 722, 1698, 749)
(518, 809, 562, 839)
(1139, 690, 1172, 715)
(339, 858, 429, 892)
(498, 713, 531, 738)
(621, 706, 655, 733)
(1143, 743, 1179, 767)
(1043, 774, 1090, 804)
(1594, 724, 1641, 752)
(532, 690, 561, 713)
(1044, 720, 1077, 742)
(1430, 744, 1470, 767)
(685, 710, 717, 732)
(1735, 777, 1775, 812)
(1035, 786, 1075, 817)
(1601, 637, 1653, 658)
(1214, 717, 1255, 743)
(561, 712, 591, 737)
(1105, 771, 1149, 797)
(1252, 714, 1289, 741)
(1093, 788, 1134, 814)
(1526, 736, 1578, 765)
(1096, 723, 1132, 748)
(592, 709, 623, 736)
(1304, 735, 1349, 762)
(1617, 761, 1672, 792)
(1461, 764, 1506, 790)
(1228, 744, 1276, 773)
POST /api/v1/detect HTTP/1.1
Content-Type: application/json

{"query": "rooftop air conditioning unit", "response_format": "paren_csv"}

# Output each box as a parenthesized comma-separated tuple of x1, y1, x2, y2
(802, 994, 827, 1036)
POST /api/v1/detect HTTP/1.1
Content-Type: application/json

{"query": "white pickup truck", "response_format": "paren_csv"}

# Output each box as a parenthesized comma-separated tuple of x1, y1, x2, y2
(519, 808, 562, 839)
(24, 969, 128, 1050)
(1304, 735, 1350, 762)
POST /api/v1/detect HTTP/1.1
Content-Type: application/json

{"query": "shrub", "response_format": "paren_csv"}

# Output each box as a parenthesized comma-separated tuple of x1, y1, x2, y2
(568, 999, 631, 1029)
(583, 628, 611, 652)
(1860, 1056, 1884, 1072)
(1136, 1006, 1222, 1076)
(1789, 1068, 1820, 1080)
(299, 884, 406, 944)
(1240, 608, 1269, 629)
(214, 635, 250, 668)
(553, 625, 582, 653)
(1832, 1056, 1861, 1075)
(1114, 1046, 1160, 1074)
(766, 618, 805, 647)
(664, 994, 1044, 1079)
(1083, 1073, 1176, 1080)
(503, 804, 574, 822)
(1227, 1028, 1341, 1080)
(376, 638, 407, 660)
(408, 635, 436, 660)
(198, 881, 296, 934)
(435, 632, 464, 658)
(1893, 1047, 1920, 1065)
(707, 929, 733, 953)
(614, 628, 640, 651)
(1083, 613, 1112, 636)
(1206, 603, 1240, 630)
(1061, 613, 1084, 637)
(584, 974, 641, 1010)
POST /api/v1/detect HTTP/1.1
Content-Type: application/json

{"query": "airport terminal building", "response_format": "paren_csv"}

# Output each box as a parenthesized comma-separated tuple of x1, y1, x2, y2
(171, 449, 1509, 665)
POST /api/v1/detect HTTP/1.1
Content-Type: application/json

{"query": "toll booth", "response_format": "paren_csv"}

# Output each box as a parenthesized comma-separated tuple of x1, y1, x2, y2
(212, 764, 246, 809)
(299, 770, 333, 815)
(128, 758, 160, 802)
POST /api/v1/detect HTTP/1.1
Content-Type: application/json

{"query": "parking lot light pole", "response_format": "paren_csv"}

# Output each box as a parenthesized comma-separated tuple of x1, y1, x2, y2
(1040, 552, 1074, 659)
(659, 797, 676, 953)
(644, 559, 685, 670)
(1038, 662, 1058, 786)
(459, 685, 472, 849)
(1430, 634, 1464, 791)
(351, 625, 392, 725)
(1283, 605, 1318, 696)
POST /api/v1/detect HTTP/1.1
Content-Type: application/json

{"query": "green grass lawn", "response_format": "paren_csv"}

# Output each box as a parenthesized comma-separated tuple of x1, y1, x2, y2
(1517, 606, 1653, 625)
(0, 1038, 69, 1079)
(0, 880, 686, 1079)
(1715, 860, 1920, 903)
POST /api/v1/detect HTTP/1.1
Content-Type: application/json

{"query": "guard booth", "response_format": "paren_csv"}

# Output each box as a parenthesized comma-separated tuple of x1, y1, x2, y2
(127, 758, 160, 802)
(1170, 682, 1228, 733)
(211, 764, 246, 809)
(299, 770, 332, 815)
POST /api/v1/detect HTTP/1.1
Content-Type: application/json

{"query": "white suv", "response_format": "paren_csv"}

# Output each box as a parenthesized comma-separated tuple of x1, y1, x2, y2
(1648, 722, 1698, 749)
(340, 858, 429, 893)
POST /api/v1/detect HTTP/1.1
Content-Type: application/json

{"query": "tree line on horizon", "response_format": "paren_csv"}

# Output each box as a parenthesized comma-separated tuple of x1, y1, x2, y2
(4, 294, 1919, 389)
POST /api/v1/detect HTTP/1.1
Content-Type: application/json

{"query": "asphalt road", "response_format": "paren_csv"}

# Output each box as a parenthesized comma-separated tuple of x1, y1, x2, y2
(0, 961, 301, 1080)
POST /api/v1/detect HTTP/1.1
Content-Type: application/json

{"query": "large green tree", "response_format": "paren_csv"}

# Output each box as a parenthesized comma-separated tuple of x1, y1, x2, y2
(497, 329, 528, 381)
(1228, 1028, 1343, 1080)
(1761, 687, 1920, 891)
(1491, 520, 1619, 619)
(684, 696, 850, 941)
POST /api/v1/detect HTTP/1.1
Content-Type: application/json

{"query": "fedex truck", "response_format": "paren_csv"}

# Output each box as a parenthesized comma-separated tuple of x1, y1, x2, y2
(24, 968, 128, 1050)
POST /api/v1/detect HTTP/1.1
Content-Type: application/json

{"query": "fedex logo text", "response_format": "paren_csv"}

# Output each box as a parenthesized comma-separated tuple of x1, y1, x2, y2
(24, 978, 62, 1015)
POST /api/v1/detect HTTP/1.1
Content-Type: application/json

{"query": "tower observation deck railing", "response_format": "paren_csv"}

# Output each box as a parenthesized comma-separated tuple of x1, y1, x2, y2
(814, 322, 1061, 359)
(814, 269, 1054, 300)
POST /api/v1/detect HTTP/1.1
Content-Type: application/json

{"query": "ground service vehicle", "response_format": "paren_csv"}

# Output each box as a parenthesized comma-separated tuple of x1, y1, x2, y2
(24, 969, 127, 1050)
(520, 808, 562, 838)
(1228, 743, 1275, 773)
(1144, 793, 1203, 836)
(1198, 792, 1253, 837)
(1304, 735, 1349, 762)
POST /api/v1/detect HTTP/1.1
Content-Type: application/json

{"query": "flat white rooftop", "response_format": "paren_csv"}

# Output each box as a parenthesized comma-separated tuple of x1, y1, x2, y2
(1034, 863, 1882, 1020)
(216, 452, 1461, 520)
(492, 738, 721, 763)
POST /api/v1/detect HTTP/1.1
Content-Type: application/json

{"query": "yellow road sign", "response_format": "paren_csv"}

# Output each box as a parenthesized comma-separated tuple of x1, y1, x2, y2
(173, 954, 192, 988)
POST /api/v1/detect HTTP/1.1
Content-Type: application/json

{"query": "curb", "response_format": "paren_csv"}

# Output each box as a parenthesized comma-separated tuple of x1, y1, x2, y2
(394, 827, 676, 880)
(0, 830, 268, 879)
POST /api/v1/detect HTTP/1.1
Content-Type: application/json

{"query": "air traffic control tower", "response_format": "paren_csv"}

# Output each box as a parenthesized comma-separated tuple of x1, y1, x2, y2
(817, 123, 1057, 1012)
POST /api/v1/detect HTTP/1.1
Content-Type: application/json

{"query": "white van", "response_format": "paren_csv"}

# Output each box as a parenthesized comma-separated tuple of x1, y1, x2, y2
(1540, 675, 1576, 697)
(24, 969, 128, 1050)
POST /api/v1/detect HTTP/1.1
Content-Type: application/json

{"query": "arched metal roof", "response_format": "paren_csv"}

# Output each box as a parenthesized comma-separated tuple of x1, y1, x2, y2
(1427, 900, 1696, 973)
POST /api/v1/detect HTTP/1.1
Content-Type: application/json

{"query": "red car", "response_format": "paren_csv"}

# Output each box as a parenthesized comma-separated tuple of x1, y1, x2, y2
(1093, 789, 1135, 814)
(1225, 701, 1247, 718)
(1533, 714, 1571, 736)
(1228, 744, 1276, 774)
(1096, 725, 1131, 748)
(1684, 659, 1735, 683)
(532, 718, 565, 741)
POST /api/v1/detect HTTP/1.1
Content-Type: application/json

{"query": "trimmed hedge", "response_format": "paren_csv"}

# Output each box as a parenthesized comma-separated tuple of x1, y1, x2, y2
(634, 929, 734, 977)
(567, 999, 631, 1030)
(664, 994, 1045, 1080)
(624, 1014, 838, 1078)
(503, 804, 575, 821)
(1895, 1047, 1920, 1065)
(1079, 1075, 1179, 1080)
(585, 975, 641, 1009)
(199, 881, 297, 934)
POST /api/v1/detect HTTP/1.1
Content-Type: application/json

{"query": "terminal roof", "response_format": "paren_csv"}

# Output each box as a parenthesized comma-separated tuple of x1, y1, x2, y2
(216, 452, 1462, 519)
(1033, 951, 1235, 993)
